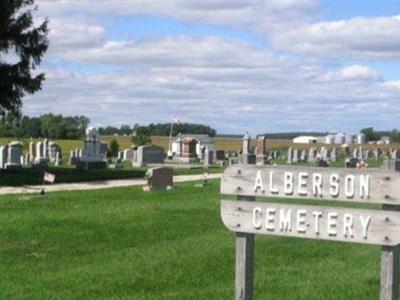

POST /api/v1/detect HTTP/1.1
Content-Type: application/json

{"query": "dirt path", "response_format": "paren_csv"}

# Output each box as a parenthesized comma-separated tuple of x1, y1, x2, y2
(0, 174, 222, 195)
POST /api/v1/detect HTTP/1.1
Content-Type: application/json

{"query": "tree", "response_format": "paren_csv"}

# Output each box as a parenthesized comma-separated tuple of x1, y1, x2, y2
(0, 0, 49, 116)
(109, 139, 120, 158)
(361, 127, 379, 142)
(131, 127, 151, 146)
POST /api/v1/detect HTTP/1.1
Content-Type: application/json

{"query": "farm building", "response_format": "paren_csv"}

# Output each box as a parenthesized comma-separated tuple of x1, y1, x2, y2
(293, 136, 317, 144)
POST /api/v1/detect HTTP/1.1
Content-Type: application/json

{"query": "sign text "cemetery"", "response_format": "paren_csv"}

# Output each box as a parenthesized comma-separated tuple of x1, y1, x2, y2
(220, 200, 400, 246)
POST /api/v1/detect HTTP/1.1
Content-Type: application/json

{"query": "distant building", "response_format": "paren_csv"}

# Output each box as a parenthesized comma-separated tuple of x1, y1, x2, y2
(325, 135, 334, 144)
(293, 136, 317, 144)
(356, 133, 367, 144)
(381, 136, 391, 145)
(334, 132, 345, 145)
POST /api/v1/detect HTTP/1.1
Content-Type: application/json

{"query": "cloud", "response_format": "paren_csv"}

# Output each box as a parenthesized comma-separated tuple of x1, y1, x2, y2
(36, 0, 319, 36)
(45, 18, 106, 53)
(36, 1, 400, 60)
(60, 36, 289, 69)
(21, 0, 400, 134)
(26, 35, 400, 133)
(273, 15, 400, 59)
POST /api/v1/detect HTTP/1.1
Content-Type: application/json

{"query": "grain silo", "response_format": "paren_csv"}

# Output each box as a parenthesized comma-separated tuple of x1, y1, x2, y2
(344, 134, 354, 145)
(334, 132, 345, 144)
(356, 133, 366, 144)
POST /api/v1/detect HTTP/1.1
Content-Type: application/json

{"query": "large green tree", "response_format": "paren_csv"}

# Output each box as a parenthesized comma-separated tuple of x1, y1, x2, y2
(0, 0, 48, 116)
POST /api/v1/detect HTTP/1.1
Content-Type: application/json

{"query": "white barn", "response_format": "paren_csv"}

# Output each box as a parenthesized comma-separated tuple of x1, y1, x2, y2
(293, 136, 317, 144)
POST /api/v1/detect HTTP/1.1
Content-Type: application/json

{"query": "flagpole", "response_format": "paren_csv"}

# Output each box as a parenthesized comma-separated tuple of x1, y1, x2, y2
(168, 119, 174, 155)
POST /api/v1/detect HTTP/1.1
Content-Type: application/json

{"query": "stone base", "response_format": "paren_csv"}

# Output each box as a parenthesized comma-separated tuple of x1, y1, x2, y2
(241, 153, 256, 165)
(4, 164, 22, 171)
(35, 158, 49, 164)
(77, 161, 107, 170)
(178, 157, 199, 163)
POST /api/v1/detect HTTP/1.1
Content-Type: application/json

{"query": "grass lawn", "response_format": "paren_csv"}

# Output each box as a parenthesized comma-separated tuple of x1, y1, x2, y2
(0, 179, 383, 299)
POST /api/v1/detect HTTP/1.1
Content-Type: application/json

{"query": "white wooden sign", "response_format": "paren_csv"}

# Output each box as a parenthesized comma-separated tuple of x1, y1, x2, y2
(221, 165, 400, 205)
(221, 200, 400, 246)
(220, 164, 400, 300)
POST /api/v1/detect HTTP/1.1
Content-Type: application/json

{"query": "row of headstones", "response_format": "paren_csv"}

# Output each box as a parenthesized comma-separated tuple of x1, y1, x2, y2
(0, 140, 62, 170)
(28, 140, 62, 165)
(351, 147, 384, 160)
(287, 147, 339, 164)
(115, 145, 216, 167)
(286, 146, 393, 164)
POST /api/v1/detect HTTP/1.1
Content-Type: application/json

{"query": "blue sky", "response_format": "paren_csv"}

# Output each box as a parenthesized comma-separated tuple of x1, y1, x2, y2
(23, 0, 400, 134)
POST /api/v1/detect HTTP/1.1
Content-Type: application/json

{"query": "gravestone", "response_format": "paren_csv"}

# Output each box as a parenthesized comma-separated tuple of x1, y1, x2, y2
(55, 152, 61, 166)
(0, 145, 7, 169)
(29, 141, 36, 161)
(343, 145, 350, 156)
(5, 141, 22, 170)
(117, 151, 123, 160)
(330, 148, 338, 162)
(100, 141, 108, 159)
(48, 142, 62, 163)
(393, 150, 400, 160)
(300, 150, 306, 162)
(180, 138, 197, 163)
(133, 145, 165, 167)
(216, 150, 225, 160)
(345, 157, 358, 168)
(308, 147, 316, 163)
(43, 139, 49, 159)
(353, 148, 358, 159)
(145, 167, 173, 190)
(123, 148, 135, 160)
(287, 147, 293, 164)
(204, 150, 214, 167)
(256, 135, 268, 165)
(79, 127, 107, 169)
(35, 141, 44, 163)
(241, 133, 255, 164)
(292, 149, 299, 163)
(320, 147, 328, 161)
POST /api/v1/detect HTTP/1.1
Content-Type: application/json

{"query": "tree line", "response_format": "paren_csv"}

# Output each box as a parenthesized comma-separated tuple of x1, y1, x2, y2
(0, 113, 89, 139)
(99, 123, 217, 137)
(360, 127, 400, 143)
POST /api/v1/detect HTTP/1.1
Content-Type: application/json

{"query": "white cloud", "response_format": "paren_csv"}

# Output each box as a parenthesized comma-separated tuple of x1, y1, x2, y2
(46, 18, 106, 53)
(35, 1, 400, 60)
(20, 0, 400, 133)
(273, 15, 400, 59)
(26, 35, 400, 133)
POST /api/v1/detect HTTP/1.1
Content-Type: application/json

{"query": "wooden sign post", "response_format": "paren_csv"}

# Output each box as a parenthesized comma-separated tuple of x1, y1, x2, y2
(220, 164, 400, 300)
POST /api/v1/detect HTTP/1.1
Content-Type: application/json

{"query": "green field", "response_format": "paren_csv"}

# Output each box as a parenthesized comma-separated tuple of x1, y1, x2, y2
(0, 180, 383, 299)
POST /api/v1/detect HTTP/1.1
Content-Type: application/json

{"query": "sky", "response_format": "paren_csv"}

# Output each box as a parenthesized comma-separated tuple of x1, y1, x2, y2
(21, 0, 400, 135)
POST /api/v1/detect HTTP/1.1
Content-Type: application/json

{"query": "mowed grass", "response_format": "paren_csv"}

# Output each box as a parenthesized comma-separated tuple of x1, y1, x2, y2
(0, 180, 383, 299)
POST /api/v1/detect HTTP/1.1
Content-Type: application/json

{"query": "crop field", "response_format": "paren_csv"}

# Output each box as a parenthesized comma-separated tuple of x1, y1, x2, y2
(0, 179, 385, 299)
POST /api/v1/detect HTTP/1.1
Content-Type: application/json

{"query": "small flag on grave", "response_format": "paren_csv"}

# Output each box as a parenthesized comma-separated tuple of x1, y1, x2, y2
(43, 172, 55, 184)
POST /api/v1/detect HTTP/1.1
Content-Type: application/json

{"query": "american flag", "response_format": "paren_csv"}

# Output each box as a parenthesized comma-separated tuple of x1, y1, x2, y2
(43, 172, 56, 184)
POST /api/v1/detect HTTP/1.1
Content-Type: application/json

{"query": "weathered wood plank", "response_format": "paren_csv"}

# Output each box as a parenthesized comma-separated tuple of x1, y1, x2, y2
(380, 245, 399, 300)
(235, 195, 254, 300)
(221, 200, 400, 246)
(221, 165, 400, 205)
(380, 204, 400, 300)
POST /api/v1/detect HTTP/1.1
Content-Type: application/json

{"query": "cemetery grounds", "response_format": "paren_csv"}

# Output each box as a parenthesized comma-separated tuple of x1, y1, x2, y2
(0, 178, 385, 299)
